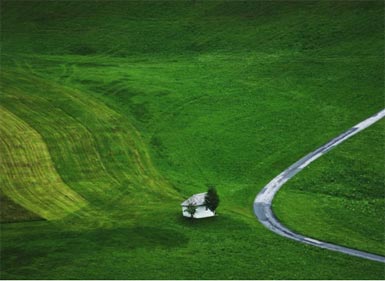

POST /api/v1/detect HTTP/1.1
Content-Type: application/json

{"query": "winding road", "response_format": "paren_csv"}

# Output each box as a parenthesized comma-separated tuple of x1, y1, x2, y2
(254, 109, 385, 263)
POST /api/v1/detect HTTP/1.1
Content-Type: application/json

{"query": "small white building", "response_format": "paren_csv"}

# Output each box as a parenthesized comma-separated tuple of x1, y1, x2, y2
(181, 192, 215, 219)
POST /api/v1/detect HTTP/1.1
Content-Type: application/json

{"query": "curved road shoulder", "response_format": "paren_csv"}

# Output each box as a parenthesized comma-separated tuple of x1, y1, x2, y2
(254, 109, 385, 263)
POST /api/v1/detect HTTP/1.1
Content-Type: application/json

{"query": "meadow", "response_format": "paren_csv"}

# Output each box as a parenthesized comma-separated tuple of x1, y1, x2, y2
(0, 1, 384, 279)
(274, 120, 385, 256)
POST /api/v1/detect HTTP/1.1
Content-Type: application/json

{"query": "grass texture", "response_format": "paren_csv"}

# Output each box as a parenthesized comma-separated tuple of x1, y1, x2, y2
(0, 1, 384, 279)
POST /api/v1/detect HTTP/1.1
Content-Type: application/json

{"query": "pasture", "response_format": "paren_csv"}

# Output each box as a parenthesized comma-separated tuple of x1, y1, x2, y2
(0, 1, 384, 279)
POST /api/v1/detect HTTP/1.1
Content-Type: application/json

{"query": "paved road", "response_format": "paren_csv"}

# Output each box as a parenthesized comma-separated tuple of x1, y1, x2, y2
(254, 109, 385, 263)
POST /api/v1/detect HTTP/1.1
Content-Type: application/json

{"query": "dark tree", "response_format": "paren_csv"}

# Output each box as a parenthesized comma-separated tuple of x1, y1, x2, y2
(184, 204, 197, 218)
(204, 186, 220, 212)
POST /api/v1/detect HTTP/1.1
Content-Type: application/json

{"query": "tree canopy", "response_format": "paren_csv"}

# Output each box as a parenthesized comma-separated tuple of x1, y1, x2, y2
(184, 204, 197, 218)
(204, 186, 219, 212)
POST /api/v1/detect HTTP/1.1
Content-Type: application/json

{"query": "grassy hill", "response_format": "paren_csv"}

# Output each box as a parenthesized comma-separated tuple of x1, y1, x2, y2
(0, 0, 384, 279)
(274, 120, 385, 256)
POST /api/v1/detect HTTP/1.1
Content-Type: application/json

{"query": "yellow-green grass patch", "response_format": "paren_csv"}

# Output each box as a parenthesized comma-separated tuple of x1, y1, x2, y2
(0, 106, 87, 220)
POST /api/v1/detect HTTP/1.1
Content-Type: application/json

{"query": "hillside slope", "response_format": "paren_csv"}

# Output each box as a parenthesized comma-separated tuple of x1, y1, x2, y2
(274, 120, 385, 256)
(0, 1, 384, 279)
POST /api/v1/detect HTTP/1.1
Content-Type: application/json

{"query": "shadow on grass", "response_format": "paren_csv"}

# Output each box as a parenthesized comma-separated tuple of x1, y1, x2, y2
(1, 225, 189, 269)
(177, 211, 253, 232)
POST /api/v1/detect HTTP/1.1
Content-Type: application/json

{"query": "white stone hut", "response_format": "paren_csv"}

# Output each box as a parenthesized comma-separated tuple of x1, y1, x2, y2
(181, 192, 215, 219)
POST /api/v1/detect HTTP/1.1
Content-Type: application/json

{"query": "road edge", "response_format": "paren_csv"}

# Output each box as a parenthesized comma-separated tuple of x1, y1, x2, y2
(254, 109, 385, 263)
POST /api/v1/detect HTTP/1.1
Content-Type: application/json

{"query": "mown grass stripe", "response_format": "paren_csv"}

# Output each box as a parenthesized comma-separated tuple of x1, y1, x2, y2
(0, 106, 87, 220)
(1, 70, 179, 220)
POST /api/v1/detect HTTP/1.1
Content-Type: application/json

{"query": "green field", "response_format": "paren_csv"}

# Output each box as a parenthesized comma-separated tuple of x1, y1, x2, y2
(0, 1, 384, 279)
(274, 120, 385, 256)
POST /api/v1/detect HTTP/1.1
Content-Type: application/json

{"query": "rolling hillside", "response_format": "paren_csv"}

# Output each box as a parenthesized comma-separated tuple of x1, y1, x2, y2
(0, 1, 384, 279)
(274, 119, 385, 256)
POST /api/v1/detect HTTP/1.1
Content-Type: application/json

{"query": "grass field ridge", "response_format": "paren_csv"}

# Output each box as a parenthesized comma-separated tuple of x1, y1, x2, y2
(0, 106, 87, 220)
(0, 1, 384, 279)
(1, 70, 179, 223)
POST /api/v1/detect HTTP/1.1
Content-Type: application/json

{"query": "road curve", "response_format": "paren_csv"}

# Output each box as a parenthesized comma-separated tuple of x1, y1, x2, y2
(254, 109, 385, 263)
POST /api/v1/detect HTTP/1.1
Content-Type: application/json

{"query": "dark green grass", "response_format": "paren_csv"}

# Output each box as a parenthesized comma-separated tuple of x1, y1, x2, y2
(0, 0, 384, 279)
(0, 191, 41, 223)
(1, 206, 384, 280)
(274, 120, 385, 256)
